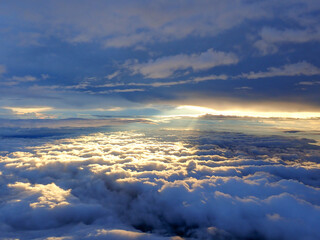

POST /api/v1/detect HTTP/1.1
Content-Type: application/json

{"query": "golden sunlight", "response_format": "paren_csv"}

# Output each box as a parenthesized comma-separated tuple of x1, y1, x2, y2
(3, 106, 53, 114)
(176, 105, 320, 119)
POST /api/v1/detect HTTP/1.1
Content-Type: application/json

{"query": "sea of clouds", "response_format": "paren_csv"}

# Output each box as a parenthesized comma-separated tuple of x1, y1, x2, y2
(0, 127, 320, 240)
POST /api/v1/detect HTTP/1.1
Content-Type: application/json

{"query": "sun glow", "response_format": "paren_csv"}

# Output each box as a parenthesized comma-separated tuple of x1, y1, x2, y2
(3, 106, 53, 114)
(3, 106, 54, 119)
(176, 105, 320, 119)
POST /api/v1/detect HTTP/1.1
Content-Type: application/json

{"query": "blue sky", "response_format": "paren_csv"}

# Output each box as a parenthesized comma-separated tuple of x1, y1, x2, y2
(0, 0, 320, 118)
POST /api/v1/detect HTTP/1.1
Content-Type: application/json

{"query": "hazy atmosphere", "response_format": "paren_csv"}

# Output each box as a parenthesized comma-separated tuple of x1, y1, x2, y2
(0, 1, 320, 239)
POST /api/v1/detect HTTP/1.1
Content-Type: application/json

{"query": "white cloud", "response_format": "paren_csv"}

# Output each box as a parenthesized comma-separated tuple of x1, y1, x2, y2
(105, 71, 120, 80)
(0, 118, 154, 128)
(129, 49, 238, 79)
(104, 32, 154, 48)
(234, 86, 252, 90)
(2, 106, 53, 119)
(11, 75, 37, 82)
(1, 75, 39, 86)
(239, 61, 320, 79)
(2, 1, 320, 51)
(97, 88, 146, 94)
(59, 0, 267, 48)
(0, 129, 320, 239)
(255, 27, 320, 55)
(94, 74, 228, 90)
(112, 88, 145, 93)
(298, 81, 320, 86)
(260, 27, 320, 44)
(194, 74, 228, 82)
(0, 1, 268, 48)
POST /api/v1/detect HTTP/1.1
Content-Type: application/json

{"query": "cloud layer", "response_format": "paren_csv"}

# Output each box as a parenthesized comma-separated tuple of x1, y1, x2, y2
(1, 129, 320, 239)
(129, 49, 238, 79)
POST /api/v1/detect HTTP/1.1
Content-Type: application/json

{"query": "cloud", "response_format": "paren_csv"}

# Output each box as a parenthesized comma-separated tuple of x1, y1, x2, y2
(3, 106, 52, 114)
(129, 49, 238, 79)
(0, 128, 320, 239)
(255, 27, 320, 55)
(260, 27, 320, 44)
(92, 75, 228, 91)
(298, 81, 320, 86)
(0, 118, 154, 128)
(0, 1, 264, 48)
(1, 75, 39, 86)
(0, 83, 143, 117)
(104, 32, 154, 48)
(234, 86, 252, 90)
(110, 88, 145, 93)
(2, 0, 317, 50)
(239, 62, 320, 79)
(11, 75, 37, 82)
(193, 74, 228, 82)
(1, 106, 53, 119)
(105, 71, 120, 80)
(1, 1, 320, 116)
(0, 64, 6, 76)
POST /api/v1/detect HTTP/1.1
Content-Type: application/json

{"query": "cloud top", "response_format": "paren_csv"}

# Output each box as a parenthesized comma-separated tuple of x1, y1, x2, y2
(1, 129, 320, 239)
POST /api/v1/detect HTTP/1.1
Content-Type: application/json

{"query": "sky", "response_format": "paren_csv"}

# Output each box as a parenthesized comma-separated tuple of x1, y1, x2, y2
(1, 1, 320, 240)
(0, 0, 320, 119)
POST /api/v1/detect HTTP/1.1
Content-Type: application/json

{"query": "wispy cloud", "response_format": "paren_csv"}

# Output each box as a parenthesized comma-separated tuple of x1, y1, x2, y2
(298, 81, 320, 86)
(129, 49, 238, 78)
(105, 71, 120, 80)
(89, 74, 228, 91)
(255, 27, 320, 55)
(239, 62, 320, 79)
(1, 75, 40, 86)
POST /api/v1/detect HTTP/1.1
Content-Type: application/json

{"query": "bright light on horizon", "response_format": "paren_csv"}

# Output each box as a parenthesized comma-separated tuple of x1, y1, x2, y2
(2, 106, 54, 119)
(175, 105, 320, 119)
(3, 106, 53, 114)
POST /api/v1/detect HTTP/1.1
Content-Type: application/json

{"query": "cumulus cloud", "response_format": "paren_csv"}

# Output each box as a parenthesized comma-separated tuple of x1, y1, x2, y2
(0, 128, 320, 239)
(129, 49, 238, 79)
(239, 61, 320, 79)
